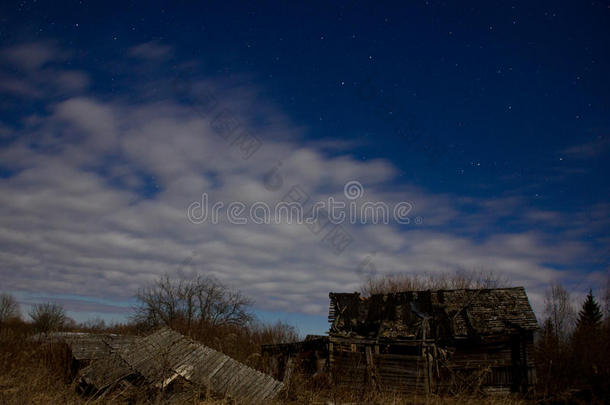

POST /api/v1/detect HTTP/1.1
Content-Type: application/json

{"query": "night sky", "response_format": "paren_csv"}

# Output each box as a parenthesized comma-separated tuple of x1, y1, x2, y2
(0, 1, 608, 334)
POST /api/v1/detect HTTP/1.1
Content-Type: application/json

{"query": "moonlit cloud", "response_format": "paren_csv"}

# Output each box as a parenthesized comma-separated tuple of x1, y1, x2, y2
(3, 41, 67, 70)
(128, 40, 174, 61)
(0, 41, 89, 99)
(563, 136, 610, 159)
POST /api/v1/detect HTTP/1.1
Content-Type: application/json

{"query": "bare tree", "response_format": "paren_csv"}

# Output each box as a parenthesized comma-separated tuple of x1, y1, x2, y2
(81, 317, 107, 332)
(29, 302, 67, 334)
(544, 282, 575, 341)
(360, 269, 508, 296)
(0, 292, 20, 323)
(132, 274, 253, 331)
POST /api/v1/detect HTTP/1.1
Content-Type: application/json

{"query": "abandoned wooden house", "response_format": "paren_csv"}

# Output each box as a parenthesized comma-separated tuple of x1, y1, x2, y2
(263, 287, 538, 395)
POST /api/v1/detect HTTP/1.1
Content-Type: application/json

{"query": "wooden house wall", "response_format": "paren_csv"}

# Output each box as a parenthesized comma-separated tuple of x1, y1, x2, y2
(436, 344, 513, 393)
(330, 351, 368, 388)
(329, 336, 535, 394)
(330, 352, 430, 393)
(374, 353, 429, 393)
(434, 339, 534, 393)
(330, 342, 430, 394)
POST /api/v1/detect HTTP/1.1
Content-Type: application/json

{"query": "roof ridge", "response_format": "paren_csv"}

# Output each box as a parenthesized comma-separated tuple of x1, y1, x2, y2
(330, 286, 526, 296)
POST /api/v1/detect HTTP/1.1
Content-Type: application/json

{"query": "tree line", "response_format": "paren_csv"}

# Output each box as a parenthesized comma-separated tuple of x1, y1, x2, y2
(0, 275, 297, 365)
(537, 281, 609, 401)
(2, 271, 609, 400)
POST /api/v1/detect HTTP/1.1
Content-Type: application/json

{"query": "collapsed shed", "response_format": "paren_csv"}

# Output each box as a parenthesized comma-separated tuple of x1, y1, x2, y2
(79, 327, 283, 404)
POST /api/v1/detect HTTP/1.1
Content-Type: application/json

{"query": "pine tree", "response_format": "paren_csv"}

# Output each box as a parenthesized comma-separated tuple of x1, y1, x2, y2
(576, 289, 603, 331)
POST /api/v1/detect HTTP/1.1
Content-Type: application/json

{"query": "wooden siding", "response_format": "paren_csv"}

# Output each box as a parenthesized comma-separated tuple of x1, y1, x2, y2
(329, 335, 535, 394)
(330, 341, 430, 394)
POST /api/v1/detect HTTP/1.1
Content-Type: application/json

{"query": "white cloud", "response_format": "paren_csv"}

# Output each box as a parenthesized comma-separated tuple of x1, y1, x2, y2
(54, 71, 90, 92)
(3, 41, 66, 70)
(563, 136, 610, 159)
(128, 41, 173, 61)
(54, 97, 118, 152)
(0, 42, 89, 98)
(0, 41, 607, 330)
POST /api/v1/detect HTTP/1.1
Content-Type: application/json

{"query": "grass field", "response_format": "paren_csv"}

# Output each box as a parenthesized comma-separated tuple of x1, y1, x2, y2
(0, 332, 535, 405)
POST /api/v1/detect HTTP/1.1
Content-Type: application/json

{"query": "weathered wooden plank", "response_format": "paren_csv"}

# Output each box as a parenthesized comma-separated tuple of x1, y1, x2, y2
(80, 328, 282, 403)
(226, 364, 251, 398)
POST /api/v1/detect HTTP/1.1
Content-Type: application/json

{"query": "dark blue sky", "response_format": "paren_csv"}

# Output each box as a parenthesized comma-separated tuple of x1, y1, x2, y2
(3, 1, 609, 201)
(0, 1, 608, 334)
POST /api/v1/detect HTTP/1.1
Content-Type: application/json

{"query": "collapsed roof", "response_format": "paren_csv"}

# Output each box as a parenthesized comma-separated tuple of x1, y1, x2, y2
(79, 328, 283, 404)
(329, 287, 538, 340)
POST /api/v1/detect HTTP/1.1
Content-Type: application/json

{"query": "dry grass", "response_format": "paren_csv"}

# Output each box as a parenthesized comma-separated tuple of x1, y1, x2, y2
(0, 341, 531, 405)
(0, 324, 532, 405)
(280, 389, 530, 405)
(0, 340, 83, 404)
(360, 270, 509, 297)
(276, 370, 531, 405)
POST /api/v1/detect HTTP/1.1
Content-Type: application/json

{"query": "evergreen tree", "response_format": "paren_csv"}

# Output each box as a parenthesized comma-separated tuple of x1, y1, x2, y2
(576, 289, 603, 331)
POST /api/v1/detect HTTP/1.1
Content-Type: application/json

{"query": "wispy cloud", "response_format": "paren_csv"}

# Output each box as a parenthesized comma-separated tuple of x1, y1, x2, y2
(0, 40, 607, 328)
(563, 136, 610, 159)
(0, 41, 89, 98)
(128, 40, 173, 61)
(3, 41, 68, 70)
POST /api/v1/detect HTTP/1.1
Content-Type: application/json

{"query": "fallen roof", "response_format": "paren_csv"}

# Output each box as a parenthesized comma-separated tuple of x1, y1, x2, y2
(329, 287, 538, 340)
(80, 327, 283, 404)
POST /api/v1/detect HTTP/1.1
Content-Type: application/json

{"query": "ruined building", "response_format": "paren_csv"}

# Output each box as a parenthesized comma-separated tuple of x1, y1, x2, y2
(264, 287, 538, 395)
